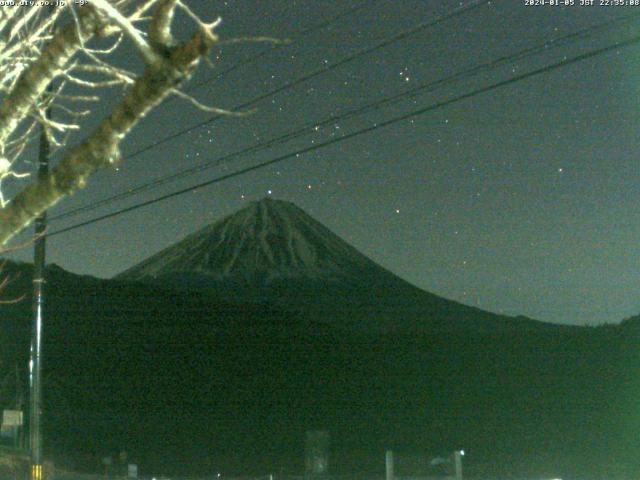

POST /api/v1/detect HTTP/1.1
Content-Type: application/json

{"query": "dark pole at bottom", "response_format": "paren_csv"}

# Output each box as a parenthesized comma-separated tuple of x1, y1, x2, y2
(29, 109, 50, 480)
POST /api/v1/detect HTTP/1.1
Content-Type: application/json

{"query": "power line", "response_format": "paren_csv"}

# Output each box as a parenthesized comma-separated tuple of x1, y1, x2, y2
(48, 2, 384, 223)
(50, 11, 640, 222)
(47, 2, 380, 164)
(48, 33, 640, 238)
(116, 0, 492, 162)
(185, 0, 380, 93)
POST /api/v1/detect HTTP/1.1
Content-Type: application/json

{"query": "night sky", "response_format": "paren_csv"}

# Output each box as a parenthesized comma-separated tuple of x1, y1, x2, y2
(6, 0, 640, 326)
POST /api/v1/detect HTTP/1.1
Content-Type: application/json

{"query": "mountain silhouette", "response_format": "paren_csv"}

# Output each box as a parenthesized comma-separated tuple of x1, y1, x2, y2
(116, 198, 553, 333)
(0, 200, 636, 478)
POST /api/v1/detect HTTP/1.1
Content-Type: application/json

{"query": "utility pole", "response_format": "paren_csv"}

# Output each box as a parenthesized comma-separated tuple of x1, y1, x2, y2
(15, 364, 25, 449)
(29, 101, 50, 480)
(453, 450, 464, 480)
(385, 450, 394, 480)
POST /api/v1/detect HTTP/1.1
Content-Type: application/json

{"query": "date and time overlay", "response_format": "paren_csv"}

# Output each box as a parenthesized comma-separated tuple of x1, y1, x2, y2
(526, 0, 640, 6)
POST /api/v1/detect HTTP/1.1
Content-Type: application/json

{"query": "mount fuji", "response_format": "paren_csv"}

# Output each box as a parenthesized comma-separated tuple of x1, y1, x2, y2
(0, 200, 632, 477)
(117, 197, 392, 286)
(116, 198, 550, 333)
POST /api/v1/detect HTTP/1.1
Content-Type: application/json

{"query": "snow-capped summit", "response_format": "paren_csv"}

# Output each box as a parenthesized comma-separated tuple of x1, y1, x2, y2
(117, 198, 401, 289)
(115, 197, 550, 332)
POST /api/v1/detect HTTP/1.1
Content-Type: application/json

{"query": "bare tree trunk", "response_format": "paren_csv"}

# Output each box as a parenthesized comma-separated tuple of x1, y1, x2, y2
(0, 1, 225, 245)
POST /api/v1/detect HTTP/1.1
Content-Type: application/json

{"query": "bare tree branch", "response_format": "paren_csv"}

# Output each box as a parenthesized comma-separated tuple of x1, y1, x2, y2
(0, 1, 258, 246)
(0, 8, 99, 149)
(0, 17, 220, 244)
(91, 0, 163, 66)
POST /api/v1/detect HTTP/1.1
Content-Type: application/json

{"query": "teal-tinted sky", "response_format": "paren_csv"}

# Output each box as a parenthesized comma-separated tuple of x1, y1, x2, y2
(8, 0, 640, 325)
